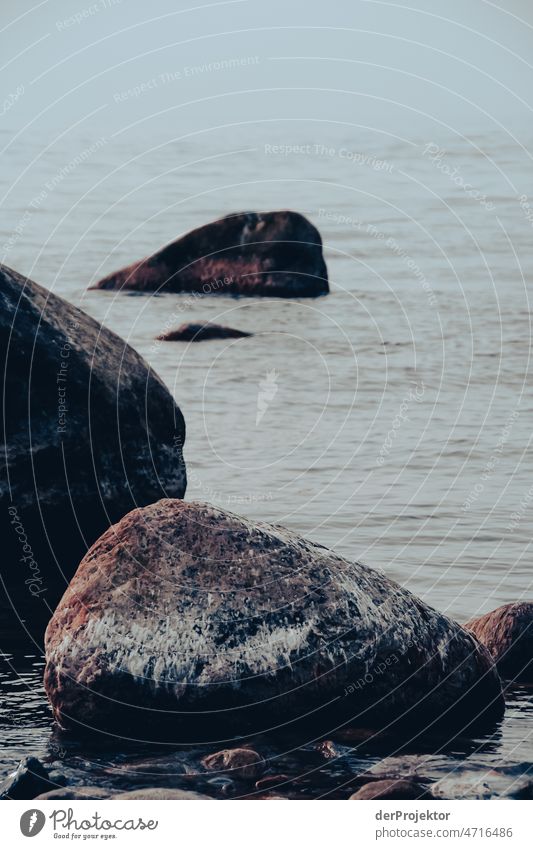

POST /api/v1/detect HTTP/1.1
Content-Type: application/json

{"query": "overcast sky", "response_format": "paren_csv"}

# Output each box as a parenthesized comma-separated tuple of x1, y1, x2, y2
(2, 0, 533, 141)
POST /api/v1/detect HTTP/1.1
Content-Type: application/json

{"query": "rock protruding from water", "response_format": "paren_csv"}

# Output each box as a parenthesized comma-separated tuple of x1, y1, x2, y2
(92, 211, 329, 298)
(0, 264, 186, 621)
(464, 602, 533, 681)
(0, 757, 55, 800)
(45, 500, 503, 740)
(157, 322, 251, 342)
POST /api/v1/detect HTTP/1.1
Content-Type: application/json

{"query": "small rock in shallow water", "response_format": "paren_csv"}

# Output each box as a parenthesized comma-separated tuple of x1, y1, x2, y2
(366, 755, 438, 781)
(315, 740, 342, 759)
(0, 757, 54, 800)
(350, 779, 431, 800)
(202, 748, 265, 780)
(104, 756, 187, 779)
(157, 323, 251, 342)
(464, 602, 533, 682)
(112, 788, 214, 800)
(255, 774, 292, 791)
(36, 786, 112, 800)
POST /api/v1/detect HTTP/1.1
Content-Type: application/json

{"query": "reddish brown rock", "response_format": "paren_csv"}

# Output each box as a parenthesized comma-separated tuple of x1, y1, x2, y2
(464, 602, 533, 681)
(44, 500, 503, 741)
(92, 211, 329, 298)
(202, 748, 265, 780)
(350, 779, 431, 800)
(254, 774, 291, 791)
(157, 322, 251, 342)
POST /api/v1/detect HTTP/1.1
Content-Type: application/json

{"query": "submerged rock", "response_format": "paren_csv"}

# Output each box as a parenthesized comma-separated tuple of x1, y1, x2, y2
(350, 779, 431, 800)
(464, 602, 533, 681)
(255, 774, 291, 791)
(0, 757, 54, 800)
(104, 756, 187, 779)
(45, 500, 503, 740)
(92, 211, 329, 298)
(202, 748, 265, 780)
(157, 322, 251, 342)
(0, 264, 186, 622)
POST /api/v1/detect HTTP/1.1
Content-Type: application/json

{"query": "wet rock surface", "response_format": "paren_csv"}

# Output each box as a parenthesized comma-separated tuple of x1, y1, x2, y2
(465, 603, 533, 682)
(350, 778, 431, 800)
(44, 500, 503, 740)
(92, 211, 329, 298)
(157, 322, 252, 341)
(0, 756, 55, 800)
(202, 748, 265, 780)
(0, 264, 187, 627)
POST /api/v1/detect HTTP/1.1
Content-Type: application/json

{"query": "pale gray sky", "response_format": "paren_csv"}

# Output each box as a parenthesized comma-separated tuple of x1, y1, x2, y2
(2, 0, 533, 138)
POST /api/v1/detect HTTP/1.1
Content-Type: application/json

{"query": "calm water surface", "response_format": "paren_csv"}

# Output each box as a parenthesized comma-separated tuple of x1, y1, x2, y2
(0, 123, 532, 794)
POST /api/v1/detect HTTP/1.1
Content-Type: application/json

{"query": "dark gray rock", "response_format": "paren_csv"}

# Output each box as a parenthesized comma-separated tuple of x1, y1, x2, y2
(45, 500, 503, 741)
(202, 748, 265, 780)
(0, 264, 186, 625)
(92, 211, 329, 298)
(0, 756, 54, 800)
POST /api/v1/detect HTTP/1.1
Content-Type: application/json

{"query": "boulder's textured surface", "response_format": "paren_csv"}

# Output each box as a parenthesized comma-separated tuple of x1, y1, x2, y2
(45, 500, 503, 740)
(0, 757, 54, 800)
(157, 322, 251, 342)
(349, 779, 431, 800)
(0, 264, 186, 622)
(464, 603, 533, 681)
(104, 756, 186, 779)
(92, 211, 329, 298)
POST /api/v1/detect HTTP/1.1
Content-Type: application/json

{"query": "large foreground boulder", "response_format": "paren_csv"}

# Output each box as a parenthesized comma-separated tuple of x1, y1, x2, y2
(45, 500, 503, 740)
(91, 211, 329, 297)
(464, 603, 533, 681)
(0, 265, 186, 627)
